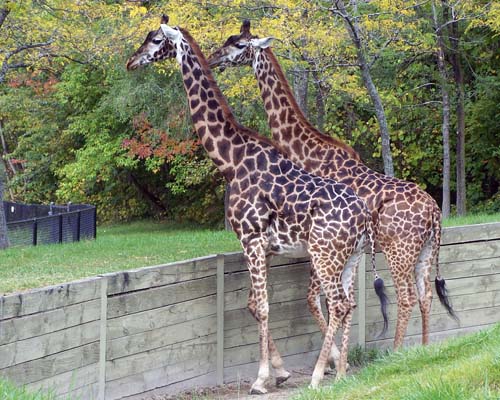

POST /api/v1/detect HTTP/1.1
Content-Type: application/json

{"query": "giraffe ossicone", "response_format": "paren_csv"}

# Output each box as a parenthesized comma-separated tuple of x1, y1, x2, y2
(127, 17, 388, 393)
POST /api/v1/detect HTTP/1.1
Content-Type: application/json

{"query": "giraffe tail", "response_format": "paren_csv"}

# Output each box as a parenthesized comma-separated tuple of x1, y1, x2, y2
(366, 207, 389, 337)
(432, 205, 459, 322)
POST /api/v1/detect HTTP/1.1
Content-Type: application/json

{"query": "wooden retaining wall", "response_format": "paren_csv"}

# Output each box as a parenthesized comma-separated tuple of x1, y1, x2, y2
(0, 222, 499, 399)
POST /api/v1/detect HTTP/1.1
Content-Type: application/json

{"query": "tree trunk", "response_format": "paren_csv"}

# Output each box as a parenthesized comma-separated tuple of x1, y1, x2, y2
(333, 0, 395, 177)
(0, 161, 10, 249)
(292, 67, 309, 118)
(432, 1, 451, 218)
(447, 3, 466, 215)
(0, 7, 9, 29)
(311, 69, 325, 131)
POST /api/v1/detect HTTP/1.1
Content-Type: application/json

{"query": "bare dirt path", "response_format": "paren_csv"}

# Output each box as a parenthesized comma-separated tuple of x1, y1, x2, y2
(146, 366, 348, 400)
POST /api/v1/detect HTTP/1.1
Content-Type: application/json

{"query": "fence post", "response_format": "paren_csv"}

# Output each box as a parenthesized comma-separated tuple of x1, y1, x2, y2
(357, 252, 366, 349)
(32, 219, 37, 246)
(93, 207, 97, 239)
(58, 214, 63, 243)
(216, 254, 225, 386)
(98, 276, 108, 400)
(76, 211, 81, 242)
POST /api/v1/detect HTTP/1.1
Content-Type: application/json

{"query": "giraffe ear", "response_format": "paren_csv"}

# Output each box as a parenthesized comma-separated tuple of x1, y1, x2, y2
(250, 37, 275, 49)
(160, 24, 181, 41)
(161, 15, 169, 24)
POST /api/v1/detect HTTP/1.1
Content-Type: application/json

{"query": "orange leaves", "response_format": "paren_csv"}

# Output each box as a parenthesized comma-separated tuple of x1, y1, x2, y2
(123, 113, 200, 162)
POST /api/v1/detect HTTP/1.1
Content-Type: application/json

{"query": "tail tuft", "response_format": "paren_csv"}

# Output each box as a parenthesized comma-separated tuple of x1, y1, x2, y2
(374, 277, 389, 337)
(435, 276, 459, 323)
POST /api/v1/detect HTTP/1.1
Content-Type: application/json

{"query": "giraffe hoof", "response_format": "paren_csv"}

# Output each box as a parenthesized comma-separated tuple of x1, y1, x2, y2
(249, 385, 268, 395)
(276, 371, 291, 386)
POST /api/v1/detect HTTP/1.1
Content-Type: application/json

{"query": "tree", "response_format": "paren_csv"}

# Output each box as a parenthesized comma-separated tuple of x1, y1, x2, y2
(431, 0, 452, 218)
(331, 0, 395, 176)
(0, 159, 9, 249)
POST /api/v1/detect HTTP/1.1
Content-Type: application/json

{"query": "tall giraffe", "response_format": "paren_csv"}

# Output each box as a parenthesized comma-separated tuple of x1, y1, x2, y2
(127, 16, 388, 393)
(208, 20, 457, 349)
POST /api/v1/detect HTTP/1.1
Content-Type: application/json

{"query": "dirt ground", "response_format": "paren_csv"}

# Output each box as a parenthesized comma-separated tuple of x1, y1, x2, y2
(146, 366, 352, 400)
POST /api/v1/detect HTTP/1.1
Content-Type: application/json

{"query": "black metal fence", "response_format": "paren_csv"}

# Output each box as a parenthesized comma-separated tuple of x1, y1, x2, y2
(3, 201, 96, 247)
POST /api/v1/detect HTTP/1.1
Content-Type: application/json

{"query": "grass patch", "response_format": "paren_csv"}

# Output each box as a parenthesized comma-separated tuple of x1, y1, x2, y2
(443, 212, 500, 227)
(0, 220, 240, 294)
(295, 324, 500, 400)
(0, 212, 498, 294)
(0, 379, 55, 400)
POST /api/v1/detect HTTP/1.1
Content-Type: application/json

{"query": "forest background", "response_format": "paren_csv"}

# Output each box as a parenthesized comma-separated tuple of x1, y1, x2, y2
(0, 0, 498, 229)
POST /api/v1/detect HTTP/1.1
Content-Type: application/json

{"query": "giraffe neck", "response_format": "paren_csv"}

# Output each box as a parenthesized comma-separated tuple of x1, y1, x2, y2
(253, 48, 362, 175)
(178, 29, 272, 181)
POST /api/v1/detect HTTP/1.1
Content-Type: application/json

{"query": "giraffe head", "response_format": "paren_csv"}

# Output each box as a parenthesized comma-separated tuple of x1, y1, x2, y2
(126, 15, 182, 70)
(208, 20, 274, 70)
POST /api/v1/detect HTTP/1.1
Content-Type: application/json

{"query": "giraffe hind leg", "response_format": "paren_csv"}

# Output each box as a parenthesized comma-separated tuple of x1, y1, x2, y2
(415, 239, 434, 345)
(387, 245, 421, 349)
(307, 270, 343, 373)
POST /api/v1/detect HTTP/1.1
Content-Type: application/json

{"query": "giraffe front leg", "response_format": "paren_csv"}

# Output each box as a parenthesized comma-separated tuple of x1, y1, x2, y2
(268, 335, 291, 386)
(243, 242, 271, 395)
(249, 289, 290, 387)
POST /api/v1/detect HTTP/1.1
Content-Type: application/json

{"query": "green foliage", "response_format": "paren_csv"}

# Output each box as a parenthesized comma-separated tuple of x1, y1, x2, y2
(0, 0, 498, 223)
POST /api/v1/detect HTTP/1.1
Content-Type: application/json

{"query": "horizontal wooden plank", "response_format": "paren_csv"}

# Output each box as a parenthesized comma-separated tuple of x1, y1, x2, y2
(366, 304, 500, 342)
(105, 255, 217, 296)
(25, 364, 98, 398)
(364, 241, 500, 273)
(0, 341, 99, 386)
(225, 314, 358, 349)
(224, 280, 310, 312)
(107, 315, 217, 360)
(106, 334, 216, 382)
(441, 222, 500, 245)
(365, 290, 500, 325)
(107, 275, 216, 319)
(364, 271, 500, 308)
(0, 298, 100, 345)
(0, 320, 100, 369)
(223, 252, 309, 274)
(105, 357, 215, 400)
(364, 256, 499, 285)
(107, 294, 216, 340)
(0, 277, 101, 320)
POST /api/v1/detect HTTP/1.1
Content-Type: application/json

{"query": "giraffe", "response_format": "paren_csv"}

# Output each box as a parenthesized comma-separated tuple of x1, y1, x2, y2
(126, 16, 388, 393)
(208, 20, 458, 349)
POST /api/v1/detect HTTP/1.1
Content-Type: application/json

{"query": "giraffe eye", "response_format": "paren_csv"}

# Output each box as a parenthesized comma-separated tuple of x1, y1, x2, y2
(234, 43, 246, 49)
(152, 38, 163, 45)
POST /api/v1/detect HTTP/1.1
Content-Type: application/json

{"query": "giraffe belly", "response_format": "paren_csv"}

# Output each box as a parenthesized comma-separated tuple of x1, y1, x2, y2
(266, 222, 309, 258)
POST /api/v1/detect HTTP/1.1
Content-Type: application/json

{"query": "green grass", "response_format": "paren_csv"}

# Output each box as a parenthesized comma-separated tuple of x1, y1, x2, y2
(295, 324, 500, 400)
(0, 220, 240, 295)
(0, 379, 55, 400)
(0, 212, 498, 295)
(443, 212, 500, 227)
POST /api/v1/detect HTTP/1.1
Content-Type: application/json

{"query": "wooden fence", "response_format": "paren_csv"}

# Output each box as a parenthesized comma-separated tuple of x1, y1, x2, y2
(0, 222, 499, 399)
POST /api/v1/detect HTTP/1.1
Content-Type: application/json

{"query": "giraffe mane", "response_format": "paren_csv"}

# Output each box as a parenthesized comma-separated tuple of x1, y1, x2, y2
(179, 28, 278, 149)
(263, 48, 362, 162)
